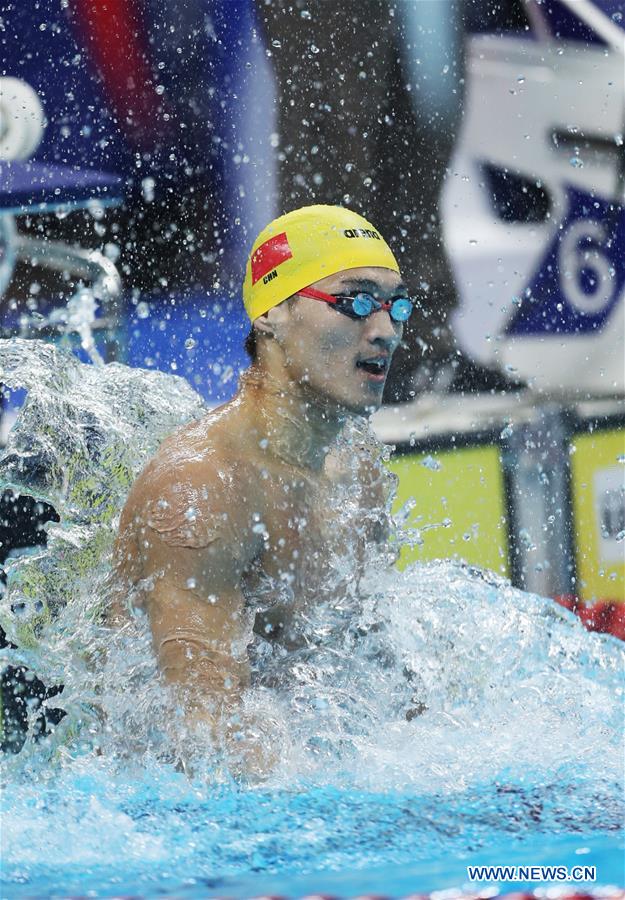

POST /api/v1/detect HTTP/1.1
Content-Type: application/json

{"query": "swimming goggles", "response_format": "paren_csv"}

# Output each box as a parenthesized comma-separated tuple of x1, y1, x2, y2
(297, 286, 414, 323)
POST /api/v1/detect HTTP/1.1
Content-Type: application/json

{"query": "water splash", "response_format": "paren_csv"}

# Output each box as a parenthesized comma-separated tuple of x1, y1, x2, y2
(0, 337, 623, 894)
(0, 338, 206, 756)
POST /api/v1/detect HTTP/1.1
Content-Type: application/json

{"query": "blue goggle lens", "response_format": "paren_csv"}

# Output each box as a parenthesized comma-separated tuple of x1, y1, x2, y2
(342, 293, 413, 322)
(389, 298, 413, 322)
(352, 294, 374, 316)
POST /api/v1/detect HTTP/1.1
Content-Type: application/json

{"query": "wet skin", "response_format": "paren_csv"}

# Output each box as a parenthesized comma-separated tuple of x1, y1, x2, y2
(111, 266, 405, 764)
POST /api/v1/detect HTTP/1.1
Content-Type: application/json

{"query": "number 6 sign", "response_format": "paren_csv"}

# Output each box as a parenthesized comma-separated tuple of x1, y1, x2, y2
(506, 186, 625, 338)
(559, 219, 616, 316)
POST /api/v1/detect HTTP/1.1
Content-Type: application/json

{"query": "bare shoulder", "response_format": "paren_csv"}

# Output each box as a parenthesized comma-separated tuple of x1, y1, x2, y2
(118, 411, 262, 566)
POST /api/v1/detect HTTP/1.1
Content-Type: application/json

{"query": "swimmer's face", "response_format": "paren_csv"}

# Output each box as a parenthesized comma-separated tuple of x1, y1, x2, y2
(280, 266, 406, 415)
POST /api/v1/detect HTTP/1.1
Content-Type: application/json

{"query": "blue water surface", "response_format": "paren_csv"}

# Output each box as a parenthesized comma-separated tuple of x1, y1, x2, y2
(2, 762, 623, 898)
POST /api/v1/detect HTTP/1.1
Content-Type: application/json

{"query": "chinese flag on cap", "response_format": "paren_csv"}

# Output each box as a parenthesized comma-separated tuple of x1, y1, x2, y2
(251, 232, 293, 284)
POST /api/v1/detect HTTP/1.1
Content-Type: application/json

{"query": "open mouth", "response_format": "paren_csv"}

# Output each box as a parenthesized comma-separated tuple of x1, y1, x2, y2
(356, 358, 388, 376)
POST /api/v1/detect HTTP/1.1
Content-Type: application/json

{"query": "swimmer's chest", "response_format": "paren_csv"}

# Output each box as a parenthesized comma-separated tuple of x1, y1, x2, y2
(243, 468, 367, 605)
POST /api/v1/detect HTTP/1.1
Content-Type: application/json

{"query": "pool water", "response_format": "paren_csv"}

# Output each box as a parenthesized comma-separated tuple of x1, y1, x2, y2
(0, 340, 623, 897)
(2, 762, 623, 897)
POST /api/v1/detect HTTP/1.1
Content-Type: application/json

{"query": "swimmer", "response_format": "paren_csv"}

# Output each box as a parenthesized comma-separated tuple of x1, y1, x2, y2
(111, 205, 411, 774)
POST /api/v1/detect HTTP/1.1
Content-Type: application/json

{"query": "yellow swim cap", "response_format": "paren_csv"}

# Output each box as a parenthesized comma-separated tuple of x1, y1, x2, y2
(242, 204, 400, 322)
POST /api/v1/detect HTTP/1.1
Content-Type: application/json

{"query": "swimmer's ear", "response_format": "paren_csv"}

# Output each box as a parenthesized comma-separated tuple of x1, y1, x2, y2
(254, 302, 290, 339)
(253, 314, 274, 339)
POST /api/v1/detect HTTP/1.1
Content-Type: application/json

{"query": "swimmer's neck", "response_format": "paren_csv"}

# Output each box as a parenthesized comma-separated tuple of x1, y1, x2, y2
(237, 364, 350, 473)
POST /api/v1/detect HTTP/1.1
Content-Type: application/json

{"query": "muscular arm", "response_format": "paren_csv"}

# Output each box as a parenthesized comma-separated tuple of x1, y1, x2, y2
(147, 550, 251, 729)
(113, 452, 262, 748)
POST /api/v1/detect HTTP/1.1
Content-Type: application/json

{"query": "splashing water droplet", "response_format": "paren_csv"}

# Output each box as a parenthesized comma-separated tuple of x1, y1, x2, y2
(141, 177, 155, 202)
(420, 455, 442, 471)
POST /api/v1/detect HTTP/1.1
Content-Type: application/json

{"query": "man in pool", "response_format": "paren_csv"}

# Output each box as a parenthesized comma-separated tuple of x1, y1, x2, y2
(112, 205, 412, 773)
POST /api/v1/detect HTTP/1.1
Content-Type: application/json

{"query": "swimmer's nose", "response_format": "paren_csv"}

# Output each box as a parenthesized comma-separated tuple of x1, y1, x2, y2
(363, 306, 402, 350)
